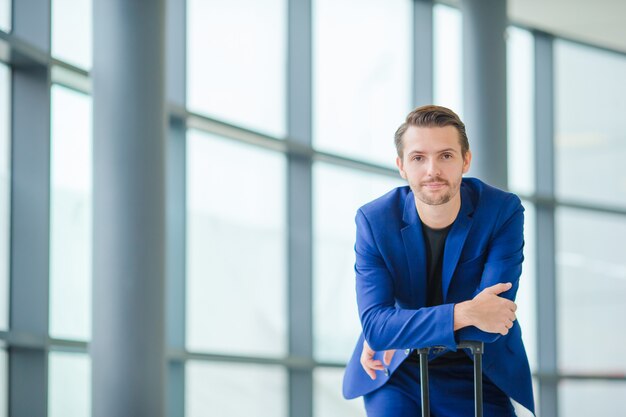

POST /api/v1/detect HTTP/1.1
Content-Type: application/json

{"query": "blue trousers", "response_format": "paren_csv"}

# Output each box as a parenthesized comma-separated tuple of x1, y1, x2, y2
(364, 362, 515, 417)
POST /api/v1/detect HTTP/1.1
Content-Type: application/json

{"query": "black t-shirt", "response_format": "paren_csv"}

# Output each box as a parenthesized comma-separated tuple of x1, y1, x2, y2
(404, 222, 473, 367)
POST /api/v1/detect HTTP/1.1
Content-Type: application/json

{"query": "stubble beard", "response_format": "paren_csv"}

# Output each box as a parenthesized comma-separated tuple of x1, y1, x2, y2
(412, 177, 461, 206)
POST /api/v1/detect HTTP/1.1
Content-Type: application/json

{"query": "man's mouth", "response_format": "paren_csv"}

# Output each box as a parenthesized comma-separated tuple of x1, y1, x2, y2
(422, 182, 446, 190)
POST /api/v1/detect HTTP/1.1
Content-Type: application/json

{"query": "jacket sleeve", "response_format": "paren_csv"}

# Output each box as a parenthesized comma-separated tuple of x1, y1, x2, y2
(355, 209, 457, 352)
(454, 194, 525, 344)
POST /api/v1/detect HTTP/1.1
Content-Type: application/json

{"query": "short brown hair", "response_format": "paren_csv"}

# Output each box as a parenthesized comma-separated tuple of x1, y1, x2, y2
(394, 105, 469, 158)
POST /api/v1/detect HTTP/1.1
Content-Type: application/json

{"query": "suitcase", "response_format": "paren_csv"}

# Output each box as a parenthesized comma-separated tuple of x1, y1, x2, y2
(417, 341, 484, 417)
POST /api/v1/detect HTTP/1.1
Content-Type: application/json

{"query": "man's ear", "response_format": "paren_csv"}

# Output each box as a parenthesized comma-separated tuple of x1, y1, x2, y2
(396, 156, 407, 179)
(462, 150, 472, 174)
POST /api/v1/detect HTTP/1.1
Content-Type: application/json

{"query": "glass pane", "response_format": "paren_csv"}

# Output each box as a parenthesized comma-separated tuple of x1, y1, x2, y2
(517, 201, 536, 371)
(433, 4, 463, 117)
(313, 163, 403, 362)
(0, 64, 9, 330)
(186, 130, 286, 356)
(555, 40, 626, 208)
(51, 0, 92, 69)
(48, 352, 91, 417)
(186, 361, 286, 417)
(187, 0, 286, 138)
(0, 349, 7, 417)
(0, 0, 10, 33)
(507, 27, 535, 195)
(314, 367, 366, 417)
(557, 208, 626, 373)
(49, 85, 92, 341)
(313, 0, 412, 166)
(560, 380, 626, 417)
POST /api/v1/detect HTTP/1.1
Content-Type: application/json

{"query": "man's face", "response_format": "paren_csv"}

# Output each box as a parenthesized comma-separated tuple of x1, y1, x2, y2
(396, 125, 471, 206)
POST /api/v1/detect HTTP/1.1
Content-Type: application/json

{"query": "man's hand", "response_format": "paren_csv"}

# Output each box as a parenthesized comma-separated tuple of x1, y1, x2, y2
(360, 339, 396, 380)
(454, 282, 517, 335)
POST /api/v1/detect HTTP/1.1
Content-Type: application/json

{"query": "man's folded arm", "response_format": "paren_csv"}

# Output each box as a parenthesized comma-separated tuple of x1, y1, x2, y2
(454, 194, 525, 343)
(355, 209, 458, 351)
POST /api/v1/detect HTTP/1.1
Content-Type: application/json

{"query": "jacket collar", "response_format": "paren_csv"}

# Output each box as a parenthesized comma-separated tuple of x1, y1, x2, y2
(401, 183, 475, 303)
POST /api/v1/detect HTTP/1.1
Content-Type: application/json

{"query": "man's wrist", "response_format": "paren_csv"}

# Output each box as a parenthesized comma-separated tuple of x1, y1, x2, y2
(453, 301, 473, 331)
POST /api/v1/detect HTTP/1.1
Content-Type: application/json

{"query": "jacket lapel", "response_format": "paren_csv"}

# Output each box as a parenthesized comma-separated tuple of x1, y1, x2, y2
(401, 191, 427, 307)
(442, 185, 475, 301)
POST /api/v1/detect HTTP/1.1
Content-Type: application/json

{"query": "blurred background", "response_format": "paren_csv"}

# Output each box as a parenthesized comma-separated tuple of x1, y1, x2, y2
(1, 0, 626, 416)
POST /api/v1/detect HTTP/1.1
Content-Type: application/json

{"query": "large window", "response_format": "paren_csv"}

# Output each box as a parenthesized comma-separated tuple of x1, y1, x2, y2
(0, 0, 10, 33)
(48, 352, 90, 417)
(186, 361, 287, 417)
(555, 40, 626, 208)
(554, 39, 626, 415)
(314, 368, 366, 417)
(506, 26, 537, 371)
(51, 0, 92, 69)
(560, 381, 626, 417)
(5, 1, 626, 416)
(313, 163, 403, 363)
(313, 0, 412, 166)
(186, 130, 287, 356)
(507, 27, 535, 195)
(49, 85, 92, 341)
(556, 208, 626, 374)
(187, 0, 286, 137)
(0, 63, 9, 331)
(433, 4, 463, 117)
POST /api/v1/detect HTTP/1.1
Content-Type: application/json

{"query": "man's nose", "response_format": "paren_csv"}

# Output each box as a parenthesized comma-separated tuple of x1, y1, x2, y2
(426, 159, 440, 177)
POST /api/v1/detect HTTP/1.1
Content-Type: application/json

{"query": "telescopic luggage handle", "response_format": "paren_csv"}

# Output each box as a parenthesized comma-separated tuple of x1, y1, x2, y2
(417, 341, 484, 417)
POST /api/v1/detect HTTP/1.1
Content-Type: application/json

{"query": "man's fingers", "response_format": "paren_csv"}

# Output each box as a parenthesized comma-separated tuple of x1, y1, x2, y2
(367, 359, 384, 370)
(506, 310, 517, 322)
(504, 300, 516, 309)
(484, 282, 513, 295)
(360, 340, 391, 380)
(360, 358, 383, 379)
(360, 356, 384, 370)
(383, 349, 396, 365)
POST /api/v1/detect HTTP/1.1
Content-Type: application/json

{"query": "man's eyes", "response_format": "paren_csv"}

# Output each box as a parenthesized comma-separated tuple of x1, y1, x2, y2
(411, 154, 453, 161)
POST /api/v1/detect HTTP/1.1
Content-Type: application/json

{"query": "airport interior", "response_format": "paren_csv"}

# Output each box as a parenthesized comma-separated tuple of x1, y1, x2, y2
(1, 0, 626, 416)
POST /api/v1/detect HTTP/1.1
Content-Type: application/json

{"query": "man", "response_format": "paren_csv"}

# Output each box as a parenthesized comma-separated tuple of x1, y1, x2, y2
(342, 105, 534, 416)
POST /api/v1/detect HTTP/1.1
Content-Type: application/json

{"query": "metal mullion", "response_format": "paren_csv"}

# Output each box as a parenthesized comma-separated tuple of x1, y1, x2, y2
(534, 30, 558, 417)
(186, 111, 287, 152)
(462, 0, 508, 190)
(539, 373, 626, 383)
(165, 0, 187, 415)
(0, 31, 50, 67)
(50, 64, 90, 95)
(168, 349, 348, 372)
(166, 118, 186, 417)
(287, 0, 313, 415)
(91, 1, 167, 415)
(9, 1, 52, 414)
(12, 0, 50, 53)
(188, 109, 401, 179)
(413, 0, 434, 107)
(515, 193, 626, 218)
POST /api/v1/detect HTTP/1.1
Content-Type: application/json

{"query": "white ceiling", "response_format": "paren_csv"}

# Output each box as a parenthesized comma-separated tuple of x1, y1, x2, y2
(508, 0, 626, 53)
(442, 0, 626, 54)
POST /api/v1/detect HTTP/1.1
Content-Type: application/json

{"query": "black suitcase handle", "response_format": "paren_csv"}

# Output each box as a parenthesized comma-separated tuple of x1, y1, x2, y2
(417, 341, 484, 417)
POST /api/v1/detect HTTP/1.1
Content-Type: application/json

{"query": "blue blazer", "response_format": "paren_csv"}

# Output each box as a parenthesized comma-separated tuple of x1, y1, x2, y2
(342, 178, 534, 414)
